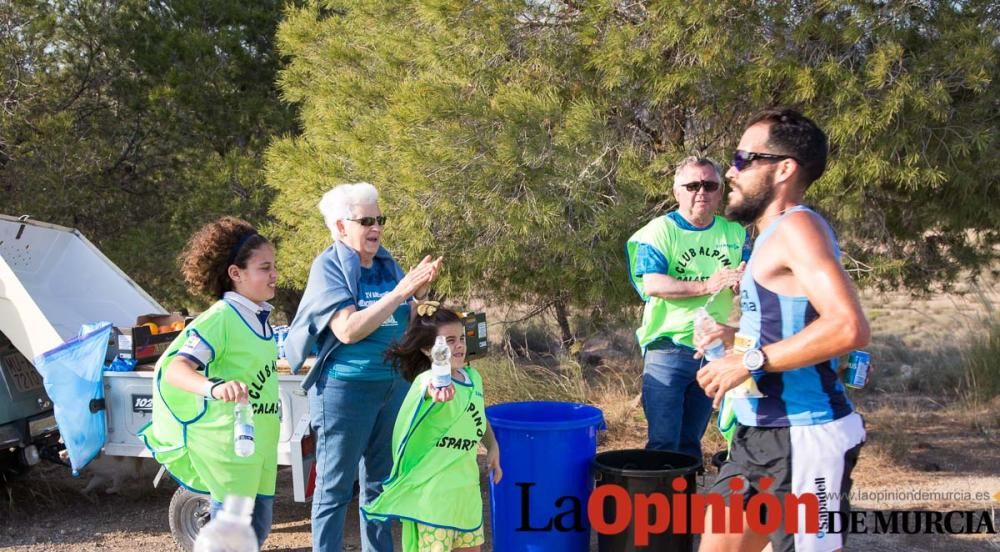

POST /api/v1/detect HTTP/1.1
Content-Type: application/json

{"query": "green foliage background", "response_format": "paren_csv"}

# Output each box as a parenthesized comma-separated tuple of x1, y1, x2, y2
(2, 0, 296, 310)
(3, 0, 998, 331)
(268, 0, 998, 339)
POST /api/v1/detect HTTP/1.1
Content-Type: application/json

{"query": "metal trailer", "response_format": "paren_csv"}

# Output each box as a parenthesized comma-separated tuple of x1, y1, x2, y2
(104, 370, 316, 551)
(0, 213, 157, 472)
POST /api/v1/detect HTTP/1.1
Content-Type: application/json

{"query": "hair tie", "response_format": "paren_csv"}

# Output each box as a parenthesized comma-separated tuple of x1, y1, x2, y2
(228, 231, 258, 266)
(415, 300, 440, 317)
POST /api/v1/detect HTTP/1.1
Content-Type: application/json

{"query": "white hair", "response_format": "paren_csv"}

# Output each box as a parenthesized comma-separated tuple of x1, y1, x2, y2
(318, 182, 380, 241)
(673, 156, 723, 187)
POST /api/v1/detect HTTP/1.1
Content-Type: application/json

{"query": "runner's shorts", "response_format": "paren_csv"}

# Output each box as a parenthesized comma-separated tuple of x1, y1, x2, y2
(709, 412, 866, 552)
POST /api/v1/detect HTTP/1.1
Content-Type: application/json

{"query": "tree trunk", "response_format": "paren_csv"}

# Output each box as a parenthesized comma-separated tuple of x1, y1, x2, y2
(274, 286, 304, 325)
(553, 300, 575, 351)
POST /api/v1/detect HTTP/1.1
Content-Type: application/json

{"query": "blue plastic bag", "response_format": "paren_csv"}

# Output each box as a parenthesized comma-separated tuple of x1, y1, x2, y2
(33, 322, 112, 475)
(107, 356, 137, 372)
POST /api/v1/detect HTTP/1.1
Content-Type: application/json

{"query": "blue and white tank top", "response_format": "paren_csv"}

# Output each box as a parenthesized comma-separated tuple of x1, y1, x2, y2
(732, 206, 854, 427)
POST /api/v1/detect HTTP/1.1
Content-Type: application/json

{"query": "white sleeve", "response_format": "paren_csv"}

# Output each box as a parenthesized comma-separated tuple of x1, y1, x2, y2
(176, 332, 215, 368)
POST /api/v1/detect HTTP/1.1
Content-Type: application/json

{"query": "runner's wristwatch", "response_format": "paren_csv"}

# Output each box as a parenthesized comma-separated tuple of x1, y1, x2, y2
(742, 348, 768, 377)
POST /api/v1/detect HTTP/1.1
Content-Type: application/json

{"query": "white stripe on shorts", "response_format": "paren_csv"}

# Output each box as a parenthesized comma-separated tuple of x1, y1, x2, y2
(789, 412, 866, 552)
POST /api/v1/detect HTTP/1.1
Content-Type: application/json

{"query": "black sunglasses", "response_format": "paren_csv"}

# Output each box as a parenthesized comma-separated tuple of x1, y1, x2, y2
(678, 180, 721, 193)
(345, 216, 387, 226)
(732, 150, 797, 172)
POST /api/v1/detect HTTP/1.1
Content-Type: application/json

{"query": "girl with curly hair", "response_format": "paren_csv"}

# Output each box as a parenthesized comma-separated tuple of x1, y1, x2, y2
(363, 302, 501, 552)
(139, 216, 279, 548)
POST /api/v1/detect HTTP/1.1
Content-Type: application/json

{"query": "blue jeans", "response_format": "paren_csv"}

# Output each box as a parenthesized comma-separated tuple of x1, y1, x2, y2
(642, 344, 713, 460)
(209, 496, 273, 548)
(309, 374, 409, 552)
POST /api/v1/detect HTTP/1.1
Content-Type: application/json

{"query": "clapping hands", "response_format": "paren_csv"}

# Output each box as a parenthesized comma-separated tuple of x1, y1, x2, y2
(397, 255, 443, 299)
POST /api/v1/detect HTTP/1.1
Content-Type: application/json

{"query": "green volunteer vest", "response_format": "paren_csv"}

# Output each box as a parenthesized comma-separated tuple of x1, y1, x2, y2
(138, 300, 279, 501)
(363, 367, 486, 547)
(627, 214, 746, 349)
(717, 395, 737, 453)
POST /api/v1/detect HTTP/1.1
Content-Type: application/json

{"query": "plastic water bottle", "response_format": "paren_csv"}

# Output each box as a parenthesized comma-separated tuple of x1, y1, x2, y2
(272, 325, 289, 359)
(430, 335, 452, 388)
(234, 400, 255, 458)
(694, 307, 726, 361)
(193, 495, 259, 552)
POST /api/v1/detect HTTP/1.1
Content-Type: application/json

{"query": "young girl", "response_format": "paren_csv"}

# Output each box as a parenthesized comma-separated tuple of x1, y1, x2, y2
(362, 302, 502, 552)
(139, 216, 280, 547)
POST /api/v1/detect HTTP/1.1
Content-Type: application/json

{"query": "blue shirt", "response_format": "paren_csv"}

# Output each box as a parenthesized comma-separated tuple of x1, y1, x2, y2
(327, 257, 410, 381)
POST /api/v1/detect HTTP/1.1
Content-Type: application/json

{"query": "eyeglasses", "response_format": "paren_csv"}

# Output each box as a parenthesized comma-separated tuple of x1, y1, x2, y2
(678, 180, 721, 193)
(732, 150, 797, 172)
(345, 216, 387, 226)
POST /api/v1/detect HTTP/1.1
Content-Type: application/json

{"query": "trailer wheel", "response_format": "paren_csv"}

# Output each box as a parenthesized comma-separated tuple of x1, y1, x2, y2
(168, 487, 211, 551)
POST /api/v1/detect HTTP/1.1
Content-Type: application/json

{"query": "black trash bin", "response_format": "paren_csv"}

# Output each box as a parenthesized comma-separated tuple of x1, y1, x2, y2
(592, 449, 702, 552)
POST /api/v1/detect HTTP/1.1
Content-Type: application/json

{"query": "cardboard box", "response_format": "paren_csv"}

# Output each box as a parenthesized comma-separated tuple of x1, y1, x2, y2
(122, 313, 185, 365)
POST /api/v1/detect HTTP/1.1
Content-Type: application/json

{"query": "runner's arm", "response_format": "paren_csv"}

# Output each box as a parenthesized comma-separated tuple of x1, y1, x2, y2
(758, 212, 870, 372)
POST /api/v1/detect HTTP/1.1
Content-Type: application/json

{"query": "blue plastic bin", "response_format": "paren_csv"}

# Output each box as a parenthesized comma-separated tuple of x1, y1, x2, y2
(487, 401, 605, 552)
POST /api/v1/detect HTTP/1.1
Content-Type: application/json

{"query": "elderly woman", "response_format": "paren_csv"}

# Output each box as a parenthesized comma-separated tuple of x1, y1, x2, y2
(285, 182, 441, 552)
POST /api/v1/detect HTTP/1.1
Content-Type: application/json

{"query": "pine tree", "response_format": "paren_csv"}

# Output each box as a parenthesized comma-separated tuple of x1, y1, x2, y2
(269, 1, 998, 341)
(1, 0, 295, 308)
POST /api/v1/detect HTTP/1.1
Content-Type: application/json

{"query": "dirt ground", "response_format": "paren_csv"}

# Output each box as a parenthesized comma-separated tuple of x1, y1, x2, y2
(3, 285, 999, 551)
(2, 400, 998, 552)
(0, 458, 447, 552)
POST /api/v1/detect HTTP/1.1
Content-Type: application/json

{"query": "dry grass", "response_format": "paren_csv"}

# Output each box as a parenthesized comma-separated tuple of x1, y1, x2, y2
(855, 404, 921, 466)
(959, 312, 1000, 404)
(835, 276, 1000, 497)
(477, 354, 649, 452)
(860, 276, 999, 395)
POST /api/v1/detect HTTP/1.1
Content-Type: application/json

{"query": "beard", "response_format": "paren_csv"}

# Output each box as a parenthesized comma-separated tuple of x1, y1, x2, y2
(725, 179, 775, 225)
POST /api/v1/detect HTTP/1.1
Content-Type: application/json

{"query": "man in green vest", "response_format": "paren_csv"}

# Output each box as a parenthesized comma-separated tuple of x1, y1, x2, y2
(626, 156, 748, 461)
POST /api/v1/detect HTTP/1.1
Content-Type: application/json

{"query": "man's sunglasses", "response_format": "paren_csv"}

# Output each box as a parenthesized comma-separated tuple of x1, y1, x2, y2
(678, 180, 721, 193)
(732, 150, 797, 172)
(345, 216, 387, 226)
